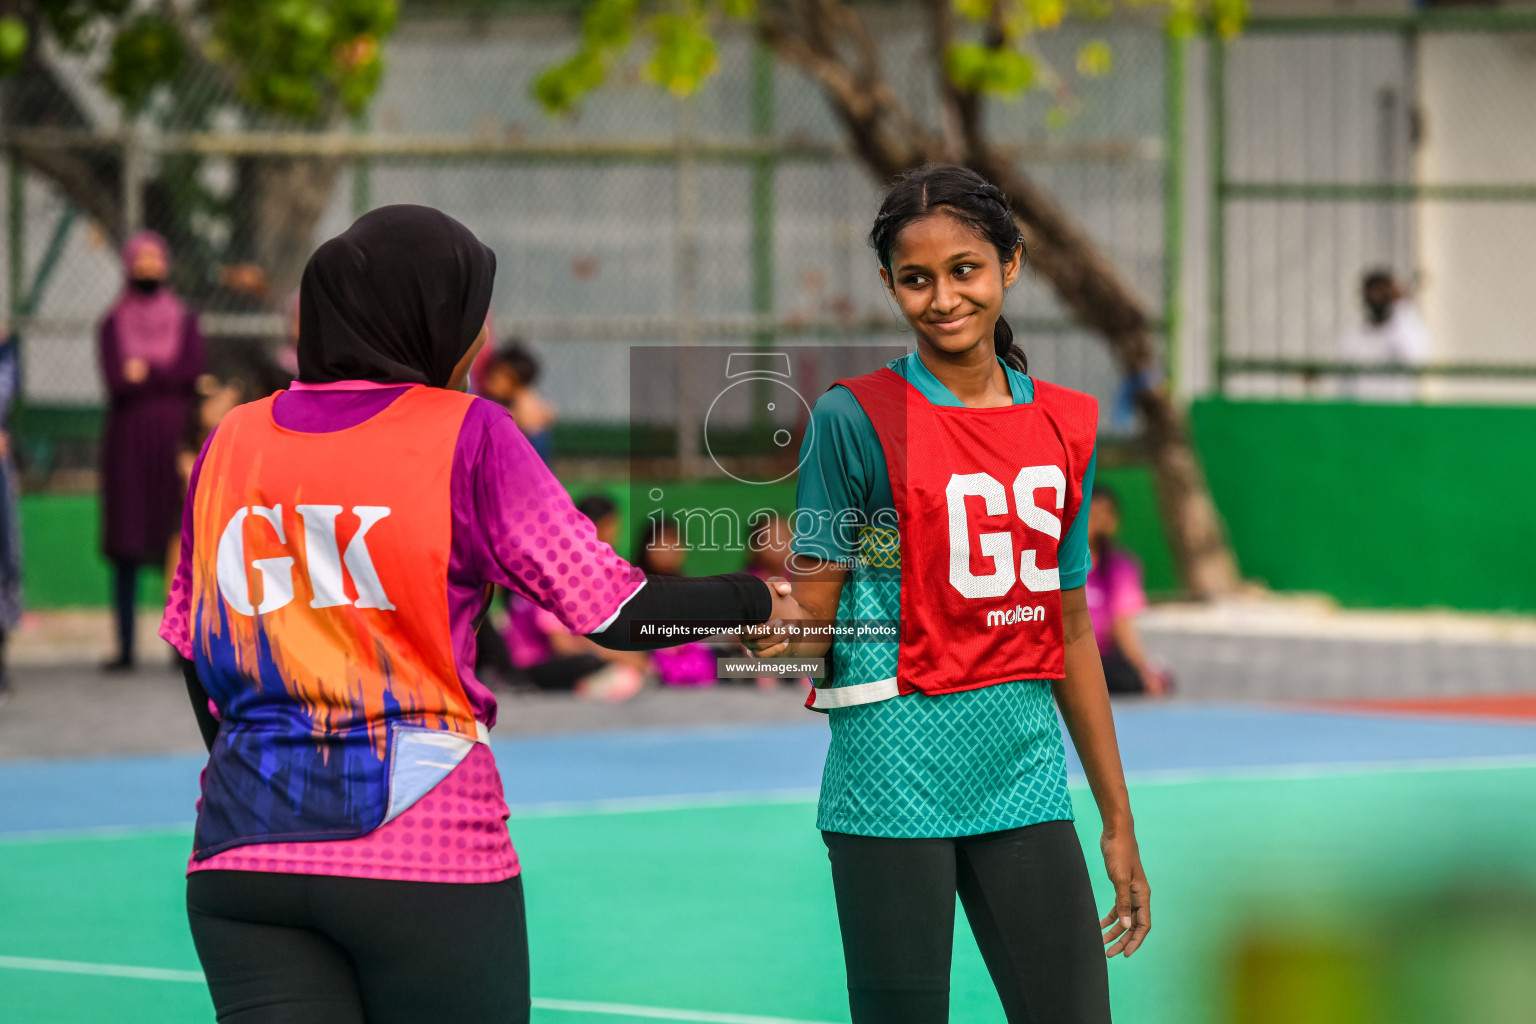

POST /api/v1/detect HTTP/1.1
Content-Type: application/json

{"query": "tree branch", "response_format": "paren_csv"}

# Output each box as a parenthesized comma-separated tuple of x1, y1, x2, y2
(760, 0, 933, 178)
(4, 27, 124, 239)
(926, 0, 967, 162)
(976, 152, 1155, 370)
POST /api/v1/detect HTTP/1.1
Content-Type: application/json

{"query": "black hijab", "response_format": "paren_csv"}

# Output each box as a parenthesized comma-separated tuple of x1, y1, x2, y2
(297, 205, 496, 387)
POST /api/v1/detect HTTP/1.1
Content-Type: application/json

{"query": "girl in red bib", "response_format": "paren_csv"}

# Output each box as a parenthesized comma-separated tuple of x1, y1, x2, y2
(750, 166, 1150, 1023)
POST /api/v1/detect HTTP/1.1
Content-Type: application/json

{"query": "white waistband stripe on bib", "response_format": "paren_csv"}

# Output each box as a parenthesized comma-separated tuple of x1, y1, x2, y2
(811, 677, 900, 710)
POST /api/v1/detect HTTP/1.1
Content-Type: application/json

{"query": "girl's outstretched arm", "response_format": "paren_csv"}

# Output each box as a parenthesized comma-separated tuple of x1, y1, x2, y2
(1052, 585, 1151, 958)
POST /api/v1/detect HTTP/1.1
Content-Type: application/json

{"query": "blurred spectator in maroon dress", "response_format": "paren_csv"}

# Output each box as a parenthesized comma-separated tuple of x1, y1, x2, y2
(98, 231, 205, 671)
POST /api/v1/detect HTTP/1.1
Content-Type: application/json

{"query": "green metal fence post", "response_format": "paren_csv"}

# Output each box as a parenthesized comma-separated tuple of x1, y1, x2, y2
(1163, 30, 1187, 403)
(750, 42, 775, 429)
(353, 112, 373, 220)
(7, 152, 22, 325)
(1207, 32, 1228, 397)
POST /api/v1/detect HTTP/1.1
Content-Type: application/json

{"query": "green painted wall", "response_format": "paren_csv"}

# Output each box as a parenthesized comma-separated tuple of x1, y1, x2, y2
(1192, 400, 1536, 613)
(20, 494, 164, 609)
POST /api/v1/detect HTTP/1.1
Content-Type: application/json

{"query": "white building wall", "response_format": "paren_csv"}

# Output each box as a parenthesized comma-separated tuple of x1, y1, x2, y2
(1416, 31, 1536, 402)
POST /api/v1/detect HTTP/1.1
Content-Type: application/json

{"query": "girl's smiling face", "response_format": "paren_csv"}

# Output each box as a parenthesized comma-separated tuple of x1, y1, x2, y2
(880, 210, 1021, 360)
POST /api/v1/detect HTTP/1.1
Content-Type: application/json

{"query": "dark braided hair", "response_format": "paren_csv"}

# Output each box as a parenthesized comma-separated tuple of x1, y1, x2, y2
(870, 165, 1028, 373)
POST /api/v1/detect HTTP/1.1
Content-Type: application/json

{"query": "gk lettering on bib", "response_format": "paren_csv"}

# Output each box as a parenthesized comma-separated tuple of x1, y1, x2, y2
(187, 387, 479, 859)
(827, 368, 1096, 704)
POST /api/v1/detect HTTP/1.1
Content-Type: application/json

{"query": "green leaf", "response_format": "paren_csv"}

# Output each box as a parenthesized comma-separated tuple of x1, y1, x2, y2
(0, 16, 28, 74)
(719, 0, 757, 21)
(946, 42, 1034, 96)
(534, 49, 608, 114)
(583, 0, 639, 50)
(103, 14, 186, 112)
(953, 0, 994, 25)
(1025, 0, 1063, 30)
(1068, 0, 1114, 21)
(205, 0, 398, 122)
(1076, 39, 1112, 77)
(643, 12, 718, 97)
(1211, 0, 1248, 38)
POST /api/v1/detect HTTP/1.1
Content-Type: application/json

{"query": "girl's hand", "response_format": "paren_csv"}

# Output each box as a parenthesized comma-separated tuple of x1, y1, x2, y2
(1099, 829, 1151, 958)
(124, 357, 149, 384)
(743, 579, 797, 658)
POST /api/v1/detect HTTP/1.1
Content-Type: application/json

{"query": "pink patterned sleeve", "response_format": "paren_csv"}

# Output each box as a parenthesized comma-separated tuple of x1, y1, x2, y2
(466, 402, 643, 635)
(159, 431, 216, 660)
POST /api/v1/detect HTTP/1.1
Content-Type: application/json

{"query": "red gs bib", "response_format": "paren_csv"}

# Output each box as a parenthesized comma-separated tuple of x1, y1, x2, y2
(826, 367, 1096, 702)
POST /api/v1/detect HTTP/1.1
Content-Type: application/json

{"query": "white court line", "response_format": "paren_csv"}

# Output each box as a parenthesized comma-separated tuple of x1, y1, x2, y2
(1119, 752, 1536, 788)
(0, 956, 842, 1024)
(4, 754, 1536, 846)
(508, 754, 1536, 817)
(0, 822, 193, 846)
(531, 997, 841, 1023)
(0, 955, 205, 983)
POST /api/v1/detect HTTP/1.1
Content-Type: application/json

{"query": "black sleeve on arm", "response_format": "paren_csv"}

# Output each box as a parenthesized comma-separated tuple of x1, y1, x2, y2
(182, 659, 220, 752)
(586, 572, 773, 651)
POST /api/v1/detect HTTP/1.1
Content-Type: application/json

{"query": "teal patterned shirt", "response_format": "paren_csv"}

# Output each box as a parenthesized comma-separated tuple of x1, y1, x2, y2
(793, 352, 1095, 838)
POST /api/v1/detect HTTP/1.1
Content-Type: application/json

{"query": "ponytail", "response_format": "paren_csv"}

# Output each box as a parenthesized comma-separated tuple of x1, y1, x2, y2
(993, 314, 1027, 373)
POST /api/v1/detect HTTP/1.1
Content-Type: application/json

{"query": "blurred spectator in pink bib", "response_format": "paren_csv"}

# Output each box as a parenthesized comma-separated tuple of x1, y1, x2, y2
(637, 518, 717, 687)
(1085, 486, 1169, 696)
(739, 512, 807, 691)
(745, 512, 790, 582)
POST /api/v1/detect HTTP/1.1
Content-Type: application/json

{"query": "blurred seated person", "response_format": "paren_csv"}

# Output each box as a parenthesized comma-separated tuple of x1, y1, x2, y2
(171, 341, 289, 598)
(478, 338, 556, 461)
(737, 512, 808, 690)
(744, 512, 790, 581)
(1085, 486, 1168, 696)
(177, 340, 290, 488)
(1339, 267, 1431, 403)
(635, 518, 717, 687)
(503, 494, 648, 701)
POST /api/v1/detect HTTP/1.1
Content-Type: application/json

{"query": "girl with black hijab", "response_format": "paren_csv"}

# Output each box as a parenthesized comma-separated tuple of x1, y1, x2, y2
(161, 206, 790, 1023)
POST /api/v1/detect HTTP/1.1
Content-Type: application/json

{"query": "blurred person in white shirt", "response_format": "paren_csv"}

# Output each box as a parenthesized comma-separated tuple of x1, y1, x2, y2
(1339, 268, 1432, 402)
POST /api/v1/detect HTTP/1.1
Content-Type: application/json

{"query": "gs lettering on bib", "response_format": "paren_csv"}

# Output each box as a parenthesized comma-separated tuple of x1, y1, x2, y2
(813, 368, 1096, 709)
(188, 386, 480, 859)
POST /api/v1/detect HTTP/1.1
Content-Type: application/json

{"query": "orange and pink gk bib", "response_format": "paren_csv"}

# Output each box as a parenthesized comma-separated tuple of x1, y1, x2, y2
(188, 387, 479, 858)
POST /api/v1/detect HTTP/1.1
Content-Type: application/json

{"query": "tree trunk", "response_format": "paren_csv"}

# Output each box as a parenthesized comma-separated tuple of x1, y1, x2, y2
(5, 36, 343, 314)
(231, 155, 345, 304)
(2, 52, 123, 240)
(974, 156, 1241, 598)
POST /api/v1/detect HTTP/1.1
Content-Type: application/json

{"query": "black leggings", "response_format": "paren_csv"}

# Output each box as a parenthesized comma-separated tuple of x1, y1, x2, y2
(112, 558, 138, 662)
(187, 870, 529, 1024)
(823, 820, 1111, 1024)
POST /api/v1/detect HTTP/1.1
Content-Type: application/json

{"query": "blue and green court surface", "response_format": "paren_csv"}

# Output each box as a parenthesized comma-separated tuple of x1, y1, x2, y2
(3, 703, 1536, 1023)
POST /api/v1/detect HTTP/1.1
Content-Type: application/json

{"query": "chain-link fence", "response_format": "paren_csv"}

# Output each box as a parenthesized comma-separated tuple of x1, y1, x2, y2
(2, 7, 1175, 479)
(1211, 10, 1536, 403)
